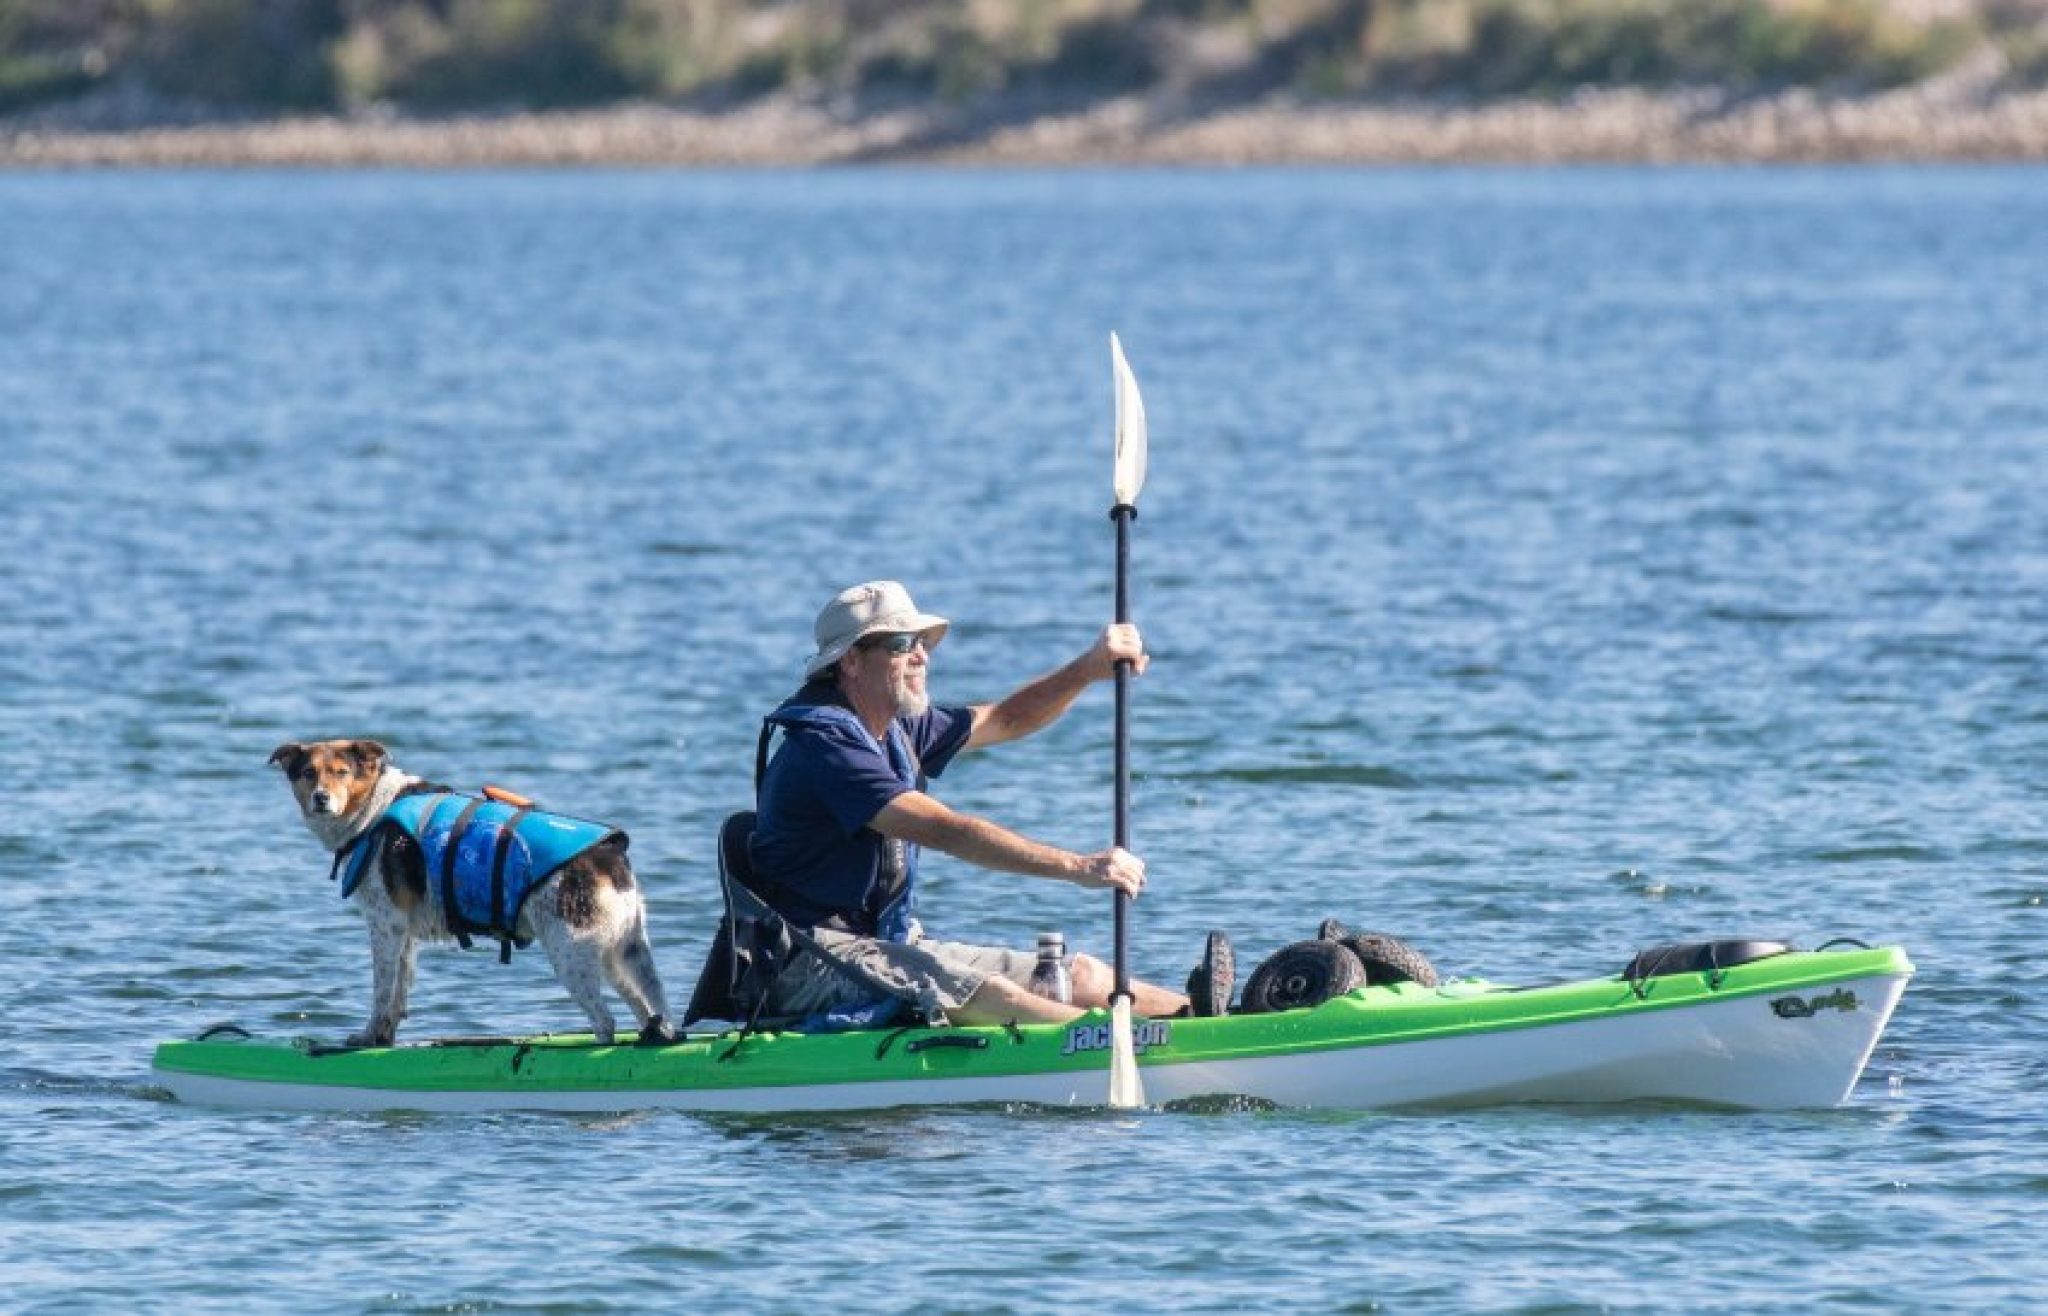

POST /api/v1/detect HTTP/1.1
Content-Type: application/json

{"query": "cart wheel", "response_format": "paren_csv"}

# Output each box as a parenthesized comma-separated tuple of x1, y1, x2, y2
(1341, 931, 1440, 988)
(1183, 930, 1236, 1017)
(1239, 940, 1368, 1014)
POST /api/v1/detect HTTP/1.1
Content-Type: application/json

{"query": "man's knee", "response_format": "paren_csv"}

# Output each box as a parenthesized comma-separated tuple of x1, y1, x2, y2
(1070, 953, 1111, 1001)
(956, 971, 1082, 1025)
(967, 973, 1027, 1007)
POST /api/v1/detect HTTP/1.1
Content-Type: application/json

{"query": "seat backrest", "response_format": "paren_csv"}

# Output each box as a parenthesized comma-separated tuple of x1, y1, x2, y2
(719, 810, 760, 896)
(716, 809, 787, 929)
(683, 811, 778, 1027)
(685, 809, 932, 1032)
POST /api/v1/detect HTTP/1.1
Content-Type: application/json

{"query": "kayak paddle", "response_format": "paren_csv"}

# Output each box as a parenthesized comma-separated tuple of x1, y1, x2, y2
(1108, 331, 1148, 1110)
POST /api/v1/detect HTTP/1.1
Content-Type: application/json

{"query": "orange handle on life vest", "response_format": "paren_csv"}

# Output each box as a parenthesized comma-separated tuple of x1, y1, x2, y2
(481, 784, 534, 808)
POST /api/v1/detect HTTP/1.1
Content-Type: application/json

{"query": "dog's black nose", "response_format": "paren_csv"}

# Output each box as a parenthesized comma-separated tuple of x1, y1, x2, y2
(311, 790, 333, 809)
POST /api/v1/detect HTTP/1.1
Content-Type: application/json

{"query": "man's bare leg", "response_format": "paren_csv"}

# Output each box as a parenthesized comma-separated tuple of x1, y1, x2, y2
(947, 957, 1193, 1027)
(949, 973, 1086, 1026)
(1067, 954, 1189, 1017)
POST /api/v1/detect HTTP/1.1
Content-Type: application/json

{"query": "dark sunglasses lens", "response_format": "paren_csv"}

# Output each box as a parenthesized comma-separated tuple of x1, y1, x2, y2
(885, 633, 920, 653)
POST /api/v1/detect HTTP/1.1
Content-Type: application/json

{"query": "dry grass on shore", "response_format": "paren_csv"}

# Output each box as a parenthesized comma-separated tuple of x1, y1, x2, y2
(5, 59, 2048, 167)
(7, 0, 2048, 166)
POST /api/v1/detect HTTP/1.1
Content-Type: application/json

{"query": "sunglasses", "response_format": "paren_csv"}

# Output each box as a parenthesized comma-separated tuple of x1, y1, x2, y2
(860, 632, 928, 655)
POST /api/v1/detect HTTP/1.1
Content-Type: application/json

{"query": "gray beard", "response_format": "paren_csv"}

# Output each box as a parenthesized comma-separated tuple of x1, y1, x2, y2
(892, 676, 930, 719)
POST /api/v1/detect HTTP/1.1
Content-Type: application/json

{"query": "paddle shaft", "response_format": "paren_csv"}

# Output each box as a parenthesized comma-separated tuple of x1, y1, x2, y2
(1111, 502, 1135, 1001)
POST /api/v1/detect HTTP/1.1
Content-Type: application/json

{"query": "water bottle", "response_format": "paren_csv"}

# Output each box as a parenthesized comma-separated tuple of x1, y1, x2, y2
(1030, 932, 1071, 1004)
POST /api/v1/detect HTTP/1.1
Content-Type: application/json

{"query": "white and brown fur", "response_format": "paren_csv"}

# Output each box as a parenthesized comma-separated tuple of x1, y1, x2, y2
(269, 738, 675, 1048)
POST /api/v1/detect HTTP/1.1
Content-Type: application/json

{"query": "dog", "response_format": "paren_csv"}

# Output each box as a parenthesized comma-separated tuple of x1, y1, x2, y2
(269, 738, 675, 1048)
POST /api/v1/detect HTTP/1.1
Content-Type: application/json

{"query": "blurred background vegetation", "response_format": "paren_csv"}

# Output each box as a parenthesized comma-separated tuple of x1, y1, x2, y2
(4, 0, 2046, 119)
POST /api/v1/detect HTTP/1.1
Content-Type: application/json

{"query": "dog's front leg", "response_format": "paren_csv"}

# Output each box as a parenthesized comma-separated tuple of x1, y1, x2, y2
(349, 906, 411, 1048)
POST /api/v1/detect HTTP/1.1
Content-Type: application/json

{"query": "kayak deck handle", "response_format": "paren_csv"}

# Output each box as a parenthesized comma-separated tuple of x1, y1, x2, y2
(904, 1035, 989, 1056)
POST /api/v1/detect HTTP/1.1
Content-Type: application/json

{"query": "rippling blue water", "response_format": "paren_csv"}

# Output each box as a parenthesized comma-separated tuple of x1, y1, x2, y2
(3, 166, 2045, 1311)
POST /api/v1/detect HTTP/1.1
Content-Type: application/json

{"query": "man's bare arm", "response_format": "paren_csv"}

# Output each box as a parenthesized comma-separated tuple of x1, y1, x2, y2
(965, 623, 1147, 749)
(870, 790, 1143, 896)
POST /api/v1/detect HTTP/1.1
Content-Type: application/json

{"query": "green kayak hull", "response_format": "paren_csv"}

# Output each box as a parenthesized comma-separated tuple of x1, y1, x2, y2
(152, 944, 1910, 1114)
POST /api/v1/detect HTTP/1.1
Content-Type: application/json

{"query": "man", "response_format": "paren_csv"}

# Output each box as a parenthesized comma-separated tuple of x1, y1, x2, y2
(749, 580, 1206, 1027)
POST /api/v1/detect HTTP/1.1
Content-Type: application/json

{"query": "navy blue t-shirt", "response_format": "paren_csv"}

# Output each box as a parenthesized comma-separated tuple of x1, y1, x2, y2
(750, 688, 974, 933)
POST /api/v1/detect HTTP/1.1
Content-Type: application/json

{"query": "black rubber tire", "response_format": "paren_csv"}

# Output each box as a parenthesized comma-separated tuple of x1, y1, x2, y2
(1183, 931, 1236, 1017)
(1340, 931, 1440, 988)
(1238, 940, 1368, 1014)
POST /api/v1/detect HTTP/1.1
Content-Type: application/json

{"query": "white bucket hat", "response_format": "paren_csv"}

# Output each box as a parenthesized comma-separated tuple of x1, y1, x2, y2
(805, 580, 951, 679)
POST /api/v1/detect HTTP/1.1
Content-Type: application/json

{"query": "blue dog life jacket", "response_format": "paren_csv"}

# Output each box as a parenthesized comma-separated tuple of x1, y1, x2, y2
(338, 791, 622, 959)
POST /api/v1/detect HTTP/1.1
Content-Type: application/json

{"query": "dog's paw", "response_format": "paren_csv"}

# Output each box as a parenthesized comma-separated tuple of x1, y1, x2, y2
(347, 1024, 396, 1049)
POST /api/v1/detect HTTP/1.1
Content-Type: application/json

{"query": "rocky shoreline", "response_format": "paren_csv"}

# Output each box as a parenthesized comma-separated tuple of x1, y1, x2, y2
(6, 65, 2048, 167)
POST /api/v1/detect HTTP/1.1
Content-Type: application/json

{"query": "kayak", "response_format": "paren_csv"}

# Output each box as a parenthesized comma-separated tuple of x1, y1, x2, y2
(151, 943, 1909, 1115)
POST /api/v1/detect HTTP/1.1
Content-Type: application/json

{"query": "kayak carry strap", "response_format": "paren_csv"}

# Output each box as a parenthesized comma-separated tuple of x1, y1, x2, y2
(717, 975, 782, 1063)
(874, 1019, 1023, 1060)
(906, 1034, 987, 1055)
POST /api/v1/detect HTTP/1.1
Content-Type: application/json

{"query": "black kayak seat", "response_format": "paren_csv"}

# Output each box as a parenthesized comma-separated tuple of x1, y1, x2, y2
(719, 810, 757, 892)
(681, 811, 932, 1032)
(682, 811, 787, 1027)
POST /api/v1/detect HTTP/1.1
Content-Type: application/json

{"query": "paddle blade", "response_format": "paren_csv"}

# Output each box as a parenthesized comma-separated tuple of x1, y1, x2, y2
(1108, 996, 1145, 1109)
(1111, 332, 1148, 508)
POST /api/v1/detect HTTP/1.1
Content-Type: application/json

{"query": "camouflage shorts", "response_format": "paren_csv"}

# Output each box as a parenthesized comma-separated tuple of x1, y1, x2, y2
(768, 925, 1046, 1021)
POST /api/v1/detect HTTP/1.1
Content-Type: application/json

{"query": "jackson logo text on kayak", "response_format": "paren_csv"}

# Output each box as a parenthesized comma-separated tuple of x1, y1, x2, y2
(1061, 1020, 1172, 1056)
(1770, 989, 1859, 1019)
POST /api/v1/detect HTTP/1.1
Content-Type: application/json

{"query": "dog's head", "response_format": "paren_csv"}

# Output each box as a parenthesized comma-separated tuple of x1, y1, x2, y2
(269, 739, 390, 823)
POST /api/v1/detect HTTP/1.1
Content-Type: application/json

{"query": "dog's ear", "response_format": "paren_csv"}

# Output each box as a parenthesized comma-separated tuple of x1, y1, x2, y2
(349, 740, 389, 775)
(268, 742, 306, 774)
